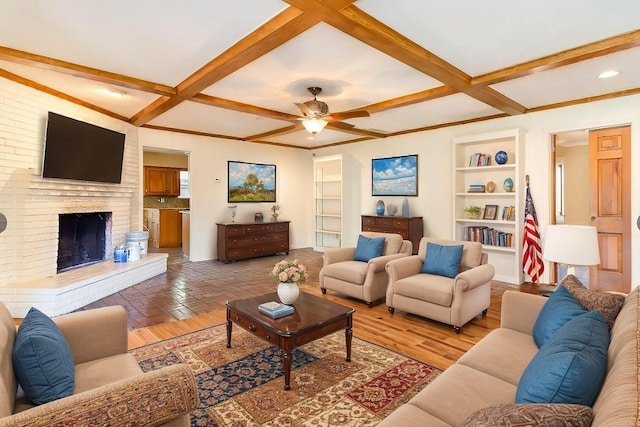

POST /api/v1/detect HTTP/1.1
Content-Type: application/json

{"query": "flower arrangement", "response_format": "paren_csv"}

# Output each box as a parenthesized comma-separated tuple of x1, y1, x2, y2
(271, 259, 308, 284)
(271, 204, 280, 213)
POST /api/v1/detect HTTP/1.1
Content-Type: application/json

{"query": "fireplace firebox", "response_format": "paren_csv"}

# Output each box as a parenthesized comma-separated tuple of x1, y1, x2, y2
(57, 212, 112, 272)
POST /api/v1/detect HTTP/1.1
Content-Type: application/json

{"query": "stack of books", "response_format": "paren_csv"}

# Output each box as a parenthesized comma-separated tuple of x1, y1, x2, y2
(467, 184, 486, 193)
(258, 301, 295, 319)
(469, 153, 491, 167)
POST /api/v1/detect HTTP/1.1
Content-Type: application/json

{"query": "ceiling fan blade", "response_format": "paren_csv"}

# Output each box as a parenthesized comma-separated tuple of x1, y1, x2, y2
(327, 110, 370, 121)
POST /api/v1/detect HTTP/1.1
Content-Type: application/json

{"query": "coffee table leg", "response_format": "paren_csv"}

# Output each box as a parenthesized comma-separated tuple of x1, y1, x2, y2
(345, 327, 352, 362)
(283, 349, 292, 390)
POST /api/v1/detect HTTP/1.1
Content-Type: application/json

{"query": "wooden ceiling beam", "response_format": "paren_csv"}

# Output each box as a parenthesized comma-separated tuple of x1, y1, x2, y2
(245, 123, 303, 141)
(192, 93, 299, 121)
(473, 29, 640, 87)
(362, 86, 457, 113)
(131, 0, 357, 127)
(284, 1, 526, 115)
(0, 46, 175, 96)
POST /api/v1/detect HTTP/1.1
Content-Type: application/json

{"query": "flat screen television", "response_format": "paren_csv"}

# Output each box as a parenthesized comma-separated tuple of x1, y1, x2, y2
(42, 112, 126, 184)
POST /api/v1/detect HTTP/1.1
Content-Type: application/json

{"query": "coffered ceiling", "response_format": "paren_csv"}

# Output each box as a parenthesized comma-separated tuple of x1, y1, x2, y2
(1, 0, 639, 149)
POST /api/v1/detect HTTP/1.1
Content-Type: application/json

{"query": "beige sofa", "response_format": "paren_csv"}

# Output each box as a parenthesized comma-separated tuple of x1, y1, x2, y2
(0, 303, 198, 427)
(379, 286, 639, 426)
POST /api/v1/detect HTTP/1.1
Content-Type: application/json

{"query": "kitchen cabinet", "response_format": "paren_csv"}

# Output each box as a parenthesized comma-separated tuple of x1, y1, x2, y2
(217, 221, 289, 263)
(144, 166, 183, 196)
(361, 215, 423, 254)
(144, 208, 182, 248)
(181, 211, 190, 258)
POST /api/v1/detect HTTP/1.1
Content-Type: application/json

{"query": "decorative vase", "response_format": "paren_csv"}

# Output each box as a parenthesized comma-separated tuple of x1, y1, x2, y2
(387, 203, 398, 216)
(401, 197, 410, 216)
(375, 200, 385, 215)
(503, 177, 514, 192)
(277, 282, 300, 305)
(495, 150, 508, 165)
(272, 213, 279, 222)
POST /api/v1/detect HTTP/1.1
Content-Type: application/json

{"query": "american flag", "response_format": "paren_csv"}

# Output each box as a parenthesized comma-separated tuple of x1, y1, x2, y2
(522, 186, 544, 282)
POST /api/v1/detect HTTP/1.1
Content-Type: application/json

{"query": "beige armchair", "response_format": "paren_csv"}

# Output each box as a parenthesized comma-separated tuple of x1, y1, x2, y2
(385, 237, 495, 333)
(0, 302, 198, 427)
(320, 232, 413, 307)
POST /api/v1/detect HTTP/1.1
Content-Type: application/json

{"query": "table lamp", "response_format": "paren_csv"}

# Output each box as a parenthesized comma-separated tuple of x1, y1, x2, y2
(542, 224, 600, 280)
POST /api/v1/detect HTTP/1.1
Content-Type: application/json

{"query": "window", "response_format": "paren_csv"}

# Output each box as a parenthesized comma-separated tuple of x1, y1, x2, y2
(179, 170, 190, 198)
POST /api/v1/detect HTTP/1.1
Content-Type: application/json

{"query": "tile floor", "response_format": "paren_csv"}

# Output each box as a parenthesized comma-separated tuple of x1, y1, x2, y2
(79, 248, 324, 330)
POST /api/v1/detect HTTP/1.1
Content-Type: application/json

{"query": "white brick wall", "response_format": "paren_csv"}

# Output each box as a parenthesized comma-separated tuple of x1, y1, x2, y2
(0, 78, 141, 286)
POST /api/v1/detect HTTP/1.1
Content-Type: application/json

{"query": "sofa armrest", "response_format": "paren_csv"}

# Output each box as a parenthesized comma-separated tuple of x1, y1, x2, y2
(368, 253, 409, 272)
(0, 364, 198, 427)
(53, 306, 128, 365)
(454, 264, 495, 292)
(323, 247, 356, 265)
(500, 290, 547, 335)
(385, 256, 423, 282)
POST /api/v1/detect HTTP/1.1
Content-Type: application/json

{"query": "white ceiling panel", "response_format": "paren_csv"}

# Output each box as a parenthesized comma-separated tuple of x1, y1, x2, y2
(204, 23, 441, 115)
(264, 128, 359, 148)
(355, 94, 503, 133)
(0, 0, 286, 85)
(492, 47, 640, 108)
(358, 0, 640, 76)
(148, 101, 289, 137)
(0, 60, 158, 117)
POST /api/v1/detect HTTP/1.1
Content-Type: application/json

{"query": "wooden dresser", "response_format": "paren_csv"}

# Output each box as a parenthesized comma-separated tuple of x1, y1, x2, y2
(361, 215, 423, 254)
(217, 221, 290, 263)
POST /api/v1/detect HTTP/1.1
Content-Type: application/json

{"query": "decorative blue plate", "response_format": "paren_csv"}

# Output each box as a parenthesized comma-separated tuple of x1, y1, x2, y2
(495, 150, 508, 165)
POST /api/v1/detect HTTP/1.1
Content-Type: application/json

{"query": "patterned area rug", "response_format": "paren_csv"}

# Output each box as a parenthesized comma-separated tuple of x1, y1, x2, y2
(130, 324, 441, 426)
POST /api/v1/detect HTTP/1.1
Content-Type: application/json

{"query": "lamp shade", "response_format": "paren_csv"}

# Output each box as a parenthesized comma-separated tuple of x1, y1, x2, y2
(302, 118, 327, 135)
(542, 225, 600, 266)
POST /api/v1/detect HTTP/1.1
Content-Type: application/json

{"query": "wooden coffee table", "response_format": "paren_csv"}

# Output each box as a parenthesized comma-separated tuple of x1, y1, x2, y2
(226, 292, 355, 390)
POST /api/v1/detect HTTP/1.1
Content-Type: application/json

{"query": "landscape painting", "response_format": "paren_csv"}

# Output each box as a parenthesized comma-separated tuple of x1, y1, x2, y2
(371, 154, 418, 196)
(228, 161, 276, 202)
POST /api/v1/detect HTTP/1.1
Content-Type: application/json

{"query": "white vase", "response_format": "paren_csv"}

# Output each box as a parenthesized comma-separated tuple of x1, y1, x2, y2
(277, 282, 300, 305)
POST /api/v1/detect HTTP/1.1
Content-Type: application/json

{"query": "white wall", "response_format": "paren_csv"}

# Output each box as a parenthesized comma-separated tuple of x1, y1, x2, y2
(139, 128, 313, 262)
(311, 94, 640, 287)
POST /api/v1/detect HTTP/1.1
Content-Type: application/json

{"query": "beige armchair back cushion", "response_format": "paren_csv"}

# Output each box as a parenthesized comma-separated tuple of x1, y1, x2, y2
(417, 237, 487, 271)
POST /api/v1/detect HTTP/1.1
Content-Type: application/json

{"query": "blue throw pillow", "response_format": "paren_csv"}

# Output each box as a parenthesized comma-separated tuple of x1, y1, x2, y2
(516, 310, 609, 406)
(532, 285, 588, 348)
(12, 307, 75, 405)
(420, 242, 463, 278)
(353, 235, 385, 262)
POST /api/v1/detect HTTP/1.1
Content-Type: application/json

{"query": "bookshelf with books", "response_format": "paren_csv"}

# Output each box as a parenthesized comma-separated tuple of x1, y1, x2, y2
(452, 129, 524, 285)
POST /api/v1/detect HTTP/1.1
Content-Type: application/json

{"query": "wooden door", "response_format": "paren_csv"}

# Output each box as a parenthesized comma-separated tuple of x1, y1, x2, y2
(589, 126, 631, 292)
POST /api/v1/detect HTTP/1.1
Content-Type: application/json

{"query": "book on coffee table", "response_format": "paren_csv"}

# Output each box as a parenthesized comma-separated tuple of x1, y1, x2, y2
(258, 301, 294, 318)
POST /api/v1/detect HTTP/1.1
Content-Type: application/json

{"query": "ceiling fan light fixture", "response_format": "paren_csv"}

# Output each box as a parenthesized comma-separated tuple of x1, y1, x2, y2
(302, 118, 327, 135)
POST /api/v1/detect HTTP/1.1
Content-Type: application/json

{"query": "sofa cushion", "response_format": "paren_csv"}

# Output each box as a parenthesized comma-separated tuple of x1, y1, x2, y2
(560, 274, 625, 329)
(353, 234, 385, 262)
(420, 242, 463, 278)
(322, 261, 368, 284)
(532, 285, 587, 347)
(12, 307, 75, 405)
(516, 310, 609, 406)
(460, 403, 593, 427)
(394, 274, 454, 307)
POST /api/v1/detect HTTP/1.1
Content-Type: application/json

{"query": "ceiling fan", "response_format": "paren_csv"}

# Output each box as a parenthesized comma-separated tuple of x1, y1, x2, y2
(294, 87, 369, 135)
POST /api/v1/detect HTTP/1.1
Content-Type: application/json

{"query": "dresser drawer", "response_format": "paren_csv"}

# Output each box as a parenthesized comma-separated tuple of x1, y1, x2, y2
(229, 312, 279, 345)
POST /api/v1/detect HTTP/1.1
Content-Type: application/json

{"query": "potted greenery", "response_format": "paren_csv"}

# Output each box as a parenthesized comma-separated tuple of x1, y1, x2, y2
(464, 205, 482, 219)
(271, 204, 280, 221)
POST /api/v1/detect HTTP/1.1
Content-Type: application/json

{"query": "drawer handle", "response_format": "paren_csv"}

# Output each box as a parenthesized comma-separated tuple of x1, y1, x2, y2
(266, 335, 271, 340)
(249, 325, 256, 332)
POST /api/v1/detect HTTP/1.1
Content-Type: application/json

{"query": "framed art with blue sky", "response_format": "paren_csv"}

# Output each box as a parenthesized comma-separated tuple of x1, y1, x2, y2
(371, 154, 418, 196)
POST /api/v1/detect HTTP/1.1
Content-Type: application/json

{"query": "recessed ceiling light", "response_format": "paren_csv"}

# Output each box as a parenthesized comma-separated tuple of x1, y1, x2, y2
(598, 70, 619, 79)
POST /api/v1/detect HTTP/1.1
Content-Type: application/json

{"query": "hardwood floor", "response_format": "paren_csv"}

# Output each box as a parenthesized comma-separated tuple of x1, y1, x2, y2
(83, 247, 529, 371)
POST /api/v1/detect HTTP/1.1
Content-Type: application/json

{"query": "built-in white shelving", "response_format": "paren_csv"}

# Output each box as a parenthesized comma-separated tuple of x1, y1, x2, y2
(453, 129, 524, 284)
